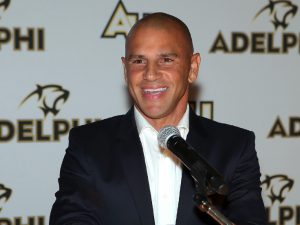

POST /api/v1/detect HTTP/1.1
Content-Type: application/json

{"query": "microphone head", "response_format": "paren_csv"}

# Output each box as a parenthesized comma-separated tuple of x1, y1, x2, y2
(158, 125, 181, 149)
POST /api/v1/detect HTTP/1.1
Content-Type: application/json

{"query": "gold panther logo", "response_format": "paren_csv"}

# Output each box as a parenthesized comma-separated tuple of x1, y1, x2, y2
(0, 0, 10, 11)
(0, 0, 10, 19)
(261, 174, 294, 204)
(0, 183, 12, 213)
(19, 84, 69, 117)
(254, 0, 298, 30)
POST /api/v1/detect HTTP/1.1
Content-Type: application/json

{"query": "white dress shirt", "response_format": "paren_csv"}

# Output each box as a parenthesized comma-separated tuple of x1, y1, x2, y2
(134, 106, 189, 225)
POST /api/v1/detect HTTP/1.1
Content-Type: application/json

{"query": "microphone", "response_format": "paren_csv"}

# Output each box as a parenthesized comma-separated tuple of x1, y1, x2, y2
(158, 125, 228, 196)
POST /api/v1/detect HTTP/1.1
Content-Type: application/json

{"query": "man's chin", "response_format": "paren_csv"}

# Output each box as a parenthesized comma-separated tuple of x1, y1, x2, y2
(140, 108, 170, 121)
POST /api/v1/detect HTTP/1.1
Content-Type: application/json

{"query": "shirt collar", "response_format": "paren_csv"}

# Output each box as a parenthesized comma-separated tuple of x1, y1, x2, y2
(134, 106, 154, 134)
(134, 105, 189, 135)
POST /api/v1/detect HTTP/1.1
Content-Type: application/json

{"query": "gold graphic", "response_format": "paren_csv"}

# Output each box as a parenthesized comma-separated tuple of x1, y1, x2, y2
(101, 0, 138, 38)
(254, 0, 298, 30)
(19, 84, 69, 117)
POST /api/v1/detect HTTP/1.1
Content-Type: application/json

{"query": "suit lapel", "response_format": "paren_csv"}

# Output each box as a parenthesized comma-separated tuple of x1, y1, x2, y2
(176, 110, 210, 225)
(116, 108, 155, 225)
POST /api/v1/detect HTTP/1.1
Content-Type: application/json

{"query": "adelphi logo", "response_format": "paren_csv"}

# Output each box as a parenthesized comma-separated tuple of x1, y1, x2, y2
(0, 0, 45, 51)
(261, 174, 300, 225)
(0, 183, 12, 212)
(19, 84, 69, 117)
(0, 183, 45, 225)
(0, 84, 99, 143)
(210, 0, 300, 54)
(268, 116, 300, 138)
(254, 0, 298, 30)
(101, 0, 149, 38)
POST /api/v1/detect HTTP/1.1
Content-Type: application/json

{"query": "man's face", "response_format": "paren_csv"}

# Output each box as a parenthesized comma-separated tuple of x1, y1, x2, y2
(122, 24, 200, 125)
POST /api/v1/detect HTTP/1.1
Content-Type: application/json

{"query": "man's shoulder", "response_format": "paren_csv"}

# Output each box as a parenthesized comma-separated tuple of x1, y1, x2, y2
(194, 115, 254, 139)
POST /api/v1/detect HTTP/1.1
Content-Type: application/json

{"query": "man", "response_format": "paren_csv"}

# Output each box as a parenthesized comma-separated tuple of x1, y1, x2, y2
(50, 13, 267, 225)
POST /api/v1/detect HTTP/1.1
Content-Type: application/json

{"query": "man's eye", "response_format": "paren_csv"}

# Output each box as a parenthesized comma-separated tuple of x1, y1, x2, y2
(130, 59, 145, 64)
(161, 57, 174, 63)
(134, 59, 143, 64)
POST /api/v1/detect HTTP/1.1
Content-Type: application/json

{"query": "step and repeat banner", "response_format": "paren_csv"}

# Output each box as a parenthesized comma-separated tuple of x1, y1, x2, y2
(0, 0, 299, 224)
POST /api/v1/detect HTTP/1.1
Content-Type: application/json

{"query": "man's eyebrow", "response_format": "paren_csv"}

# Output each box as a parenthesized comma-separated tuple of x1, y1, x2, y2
(159, 53, 178, 57)
(126, 53, 178, 60)
(126, 55, 145, 60)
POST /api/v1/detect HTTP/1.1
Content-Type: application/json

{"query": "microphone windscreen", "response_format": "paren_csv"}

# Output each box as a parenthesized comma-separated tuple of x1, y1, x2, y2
(158, 125, 181, 149)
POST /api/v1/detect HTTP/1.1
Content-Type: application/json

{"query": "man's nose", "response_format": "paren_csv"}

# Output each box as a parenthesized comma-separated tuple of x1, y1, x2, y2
(143, 62, 160, 81)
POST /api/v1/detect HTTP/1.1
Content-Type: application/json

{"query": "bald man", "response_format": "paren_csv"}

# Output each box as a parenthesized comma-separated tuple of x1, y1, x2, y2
(50, 13, 267, 225)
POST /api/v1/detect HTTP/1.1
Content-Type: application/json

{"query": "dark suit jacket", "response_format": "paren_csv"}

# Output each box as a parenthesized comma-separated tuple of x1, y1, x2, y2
(50, 108, 267, 225)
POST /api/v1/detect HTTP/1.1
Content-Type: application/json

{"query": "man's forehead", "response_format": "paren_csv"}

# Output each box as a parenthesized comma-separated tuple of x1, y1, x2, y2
(126, 52, 178, 59)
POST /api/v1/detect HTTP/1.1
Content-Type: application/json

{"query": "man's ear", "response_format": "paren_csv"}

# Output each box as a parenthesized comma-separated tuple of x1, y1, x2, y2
(121, 57, 128, 83)
(188, 53, 201, 83)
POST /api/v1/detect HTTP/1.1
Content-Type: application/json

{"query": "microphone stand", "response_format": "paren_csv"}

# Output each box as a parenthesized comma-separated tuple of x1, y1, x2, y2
(193, 182, 235, 225)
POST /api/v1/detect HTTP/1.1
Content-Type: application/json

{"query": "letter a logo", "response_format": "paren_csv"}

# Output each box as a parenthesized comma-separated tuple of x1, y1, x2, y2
(101, 1, 138, 38)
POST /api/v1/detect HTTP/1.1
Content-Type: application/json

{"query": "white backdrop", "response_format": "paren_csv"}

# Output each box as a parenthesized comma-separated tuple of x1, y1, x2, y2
(0, 0, 299, 224)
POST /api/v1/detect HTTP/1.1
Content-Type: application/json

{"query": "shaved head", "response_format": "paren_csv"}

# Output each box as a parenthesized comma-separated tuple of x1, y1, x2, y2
(125, 12, 194, 56)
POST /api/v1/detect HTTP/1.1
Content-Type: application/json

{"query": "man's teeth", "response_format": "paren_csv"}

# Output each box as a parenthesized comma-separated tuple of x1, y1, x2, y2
(144, 87, 167, 94)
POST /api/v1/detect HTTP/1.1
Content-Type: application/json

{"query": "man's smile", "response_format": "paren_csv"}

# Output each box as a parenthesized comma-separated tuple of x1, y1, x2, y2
(142, 87, 168, 95)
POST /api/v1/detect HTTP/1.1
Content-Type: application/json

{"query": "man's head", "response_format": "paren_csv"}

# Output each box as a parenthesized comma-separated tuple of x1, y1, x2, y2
(125, 13, 194, 56)
(122, 12, 200, 130)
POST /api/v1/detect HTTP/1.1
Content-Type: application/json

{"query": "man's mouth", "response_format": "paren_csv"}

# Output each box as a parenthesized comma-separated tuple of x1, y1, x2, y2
(143, 87, 168, 95)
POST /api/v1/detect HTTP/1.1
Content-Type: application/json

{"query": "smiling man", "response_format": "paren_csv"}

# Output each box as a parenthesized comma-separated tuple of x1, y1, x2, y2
(50, 13, 267, 225)
(122, 14, 199, 131)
